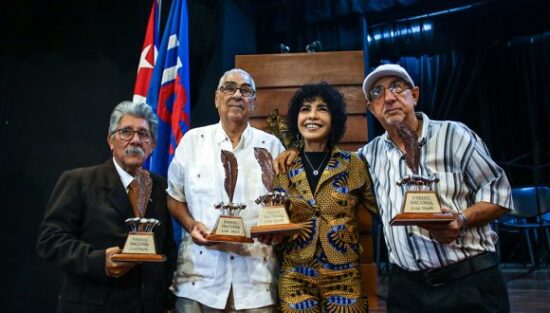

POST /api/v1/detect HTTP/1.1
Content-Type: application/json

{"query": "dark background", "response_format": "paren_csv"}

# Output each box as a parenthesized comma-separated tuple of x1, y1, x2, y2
(1, 0, 549, 311)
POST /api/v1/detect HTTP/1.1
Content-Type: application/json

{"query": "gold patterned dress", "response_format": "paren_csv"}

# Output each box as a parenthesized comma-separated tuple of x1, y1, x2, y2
(274, 147, 378, 313)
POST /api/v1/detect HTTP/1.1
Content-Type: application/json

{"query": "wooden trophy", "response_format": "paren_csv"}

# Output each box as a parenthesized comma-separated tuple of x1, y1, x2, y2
(250, 148, 303, 237)
(112, 170, 166, 262)
(207, 150, 254, 243)
(390, 124, 454, 226)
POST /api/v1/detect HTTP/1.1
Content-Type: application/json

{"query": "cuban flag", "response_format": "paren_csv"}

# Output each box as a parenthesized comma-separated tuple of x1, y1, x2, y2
(145, 0, 191, 176)
(133, 0, 161, 104)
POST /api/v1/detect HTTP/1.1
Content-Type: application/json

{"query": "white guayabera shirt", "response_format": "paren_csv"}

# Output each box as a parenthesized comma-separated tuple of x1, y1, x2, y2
(359, 112, 514, 271)
(167, 122, 284, 309)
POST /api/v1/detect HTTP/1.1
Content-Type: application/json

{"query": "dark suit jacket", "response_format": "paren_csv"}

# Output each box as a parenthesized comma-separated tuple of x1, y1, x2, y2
(37, 159, 177, 313)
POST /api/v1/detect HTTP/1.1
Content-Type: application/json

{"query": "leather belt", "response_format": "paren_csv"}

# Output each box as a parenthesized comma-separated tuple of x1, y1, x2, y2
(392, 252, 498, 287)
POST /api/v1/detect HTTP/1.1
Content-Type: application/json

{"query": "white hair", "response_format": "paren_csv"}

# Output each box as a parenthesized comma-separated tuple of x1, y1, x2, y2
(108, 101, 158, 141)
(217, 68, 256, 93)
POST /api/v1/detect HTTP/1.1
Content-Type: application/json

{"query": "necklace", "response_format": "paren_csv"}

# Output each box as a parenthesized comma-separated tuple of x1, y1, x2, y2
(302, 151, 330, 176)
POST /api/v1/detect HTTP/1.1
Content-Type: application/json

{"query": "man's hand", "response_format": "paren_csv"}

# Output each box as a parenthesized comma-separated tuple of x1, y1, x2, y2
(256, 233, 285, 245)
(189, 221, 215, 246)
(273, 148, 299, 174)
(418, 208, 462, 244)
(168, 197, 215, 245)
(105, 246, 137, 278)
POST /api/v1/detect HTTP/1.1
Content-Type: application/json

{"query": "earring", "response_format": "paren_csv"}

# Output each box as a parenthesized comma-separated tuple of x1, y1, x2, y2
(293, 133, 304, 149)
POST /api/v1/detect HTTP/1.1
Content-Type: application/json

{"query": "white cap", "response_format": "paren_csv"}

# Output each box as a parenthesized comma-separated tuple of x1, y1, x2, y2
(362, 64, 415, 98)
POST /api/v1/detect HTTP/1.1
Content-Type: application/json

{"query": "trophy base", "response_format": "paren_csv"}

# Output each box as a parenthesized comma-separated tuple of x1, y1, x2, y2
(390, 212, 455, 226)
(250, 223, 304, 238)
(206, 234, 254, 244)
(111, 253, 166, 262)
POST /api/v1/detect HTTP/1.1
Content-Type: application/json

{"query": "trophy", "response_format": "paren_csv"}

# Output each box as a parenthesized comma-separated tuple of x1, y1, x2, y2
(112, 169, 166, 262)
(250, 148, 303, 237)
(206, 150, 254, 243)
(390, 124, 454, 226)
(112, 218, 166, 262)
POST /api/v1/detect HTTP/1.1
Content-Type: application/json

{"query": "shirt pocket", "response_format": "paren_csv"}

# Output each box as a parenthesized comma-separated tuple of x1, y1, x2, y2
(187, 163, 217, 198)
(176, 243, 219, 281)
(245, 253, 275, 285)
(330, 190, 358, 215)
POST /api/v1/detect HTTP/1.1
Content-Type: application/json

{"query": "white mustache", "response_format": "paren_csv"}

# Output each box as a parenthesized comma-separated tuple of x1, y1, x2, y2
(125, 146, 145, 157)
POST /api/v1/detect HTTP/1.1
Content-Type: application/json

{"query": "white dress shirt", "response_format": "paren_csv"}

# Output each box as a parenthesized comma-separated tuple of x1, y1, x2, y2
(167, 122, 284, 309)
(113, 157, 133, 192)
(358, 113, 514, 271)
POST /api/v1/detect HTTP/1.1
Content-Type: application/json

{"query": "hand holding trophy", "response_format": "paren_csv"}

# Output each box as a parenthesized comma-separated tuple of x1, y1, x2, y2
(207, 150, 254, 243)
(390, 123, 454, 226)
(250, 148, 303, 237)
(112, 169, 166, 262)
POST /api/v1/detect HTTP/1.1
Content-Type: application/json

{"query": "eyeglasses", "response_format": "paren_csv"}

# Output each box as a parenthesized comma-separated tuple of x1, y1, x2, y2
(112, 128, 153, 142)
(367, 81, 410, 102)
(219, 85, 255, 97)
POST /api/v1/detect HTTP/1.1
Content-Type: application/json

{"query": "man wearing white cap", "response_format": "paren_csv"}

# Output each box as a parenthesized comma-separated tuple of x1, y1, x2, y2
(359, 63, 513, 312)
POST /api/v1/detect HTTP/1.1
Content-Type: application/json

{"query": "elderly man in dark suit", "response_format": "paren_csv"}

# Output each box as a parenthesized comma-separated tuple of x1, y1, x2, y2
(37, 101, 177, 313)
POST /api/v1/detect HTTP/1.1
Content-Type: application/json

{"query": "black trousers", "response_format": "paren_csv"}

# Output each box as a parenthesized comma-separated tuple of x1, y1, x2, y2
(387, 265, 510, 313)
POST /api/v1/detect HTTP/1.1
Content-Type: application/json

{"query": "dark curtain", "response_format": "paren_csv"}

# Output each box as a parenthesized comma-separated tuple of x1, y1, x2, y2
(1, 1, 154, 312)
(255, 0, 480, 53)
(255, 0, 550, 186)
(256, 0, 427, 53)
(395, 40, 550, 186)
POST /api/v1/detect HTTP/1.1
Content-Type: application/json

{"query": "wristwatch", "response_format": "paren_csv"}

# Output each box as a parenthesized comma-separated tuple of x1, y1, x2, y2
(457, 212, 469, 237)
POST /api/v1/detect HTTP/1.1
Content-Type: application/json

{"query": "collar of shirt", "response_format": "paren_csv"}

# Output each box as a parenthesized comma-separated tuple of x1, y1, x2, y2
(112, 157, 134, 192)
(214, 121, 252, 150)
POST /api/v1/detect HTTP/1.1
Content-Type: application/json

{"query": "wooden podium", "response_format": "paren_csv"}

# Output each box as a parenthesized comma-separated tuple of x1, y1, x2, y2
(236, 51, 377, 307)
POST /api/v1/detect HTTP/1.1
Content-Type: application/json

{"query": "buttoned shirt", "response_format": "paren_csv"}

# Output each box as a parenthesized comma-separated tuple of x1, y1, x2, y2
(113, 157, 133, 193)
(166, 122, 284, 309)
(358, 113, 513, 271)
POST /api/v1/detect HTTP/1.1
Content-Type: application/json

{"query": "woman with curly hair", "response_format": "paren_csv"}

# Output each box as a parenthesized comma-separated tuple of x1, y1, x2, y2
(272, 82, 378, 312)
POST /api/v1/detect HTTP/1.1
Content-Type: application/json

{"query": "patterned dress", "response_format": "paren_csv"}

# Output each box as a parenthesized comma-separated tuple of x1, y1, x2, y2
(273, 147, 378, 313)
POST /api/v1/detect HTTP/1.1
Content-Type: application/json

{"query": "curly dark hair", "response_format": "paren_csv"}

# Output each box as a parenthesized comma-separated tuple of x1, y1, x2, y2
(286, 82, 347, 148)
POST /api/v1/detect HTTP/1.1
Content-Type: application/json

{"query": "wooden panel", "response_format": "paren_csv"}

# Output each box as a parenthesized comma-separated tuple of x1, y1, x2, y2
(359, 235, 374, 263)
(358, 207, 374, 263)
(343, 115, 368, 142)
(361, 263, 378, 308)
(237, 52, 376, 301)
(236, 51, 364, 87)
(339, 143, 364, 152)
(250, 114, 368, 143)
(254, 86, 367, 116)
(358, 207, 373, 234)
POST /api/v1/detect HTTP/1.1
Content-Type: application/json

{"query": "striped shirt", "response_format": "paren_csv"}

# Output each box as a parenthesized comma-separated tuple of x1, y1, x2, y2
(358, 112, 513, 271)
